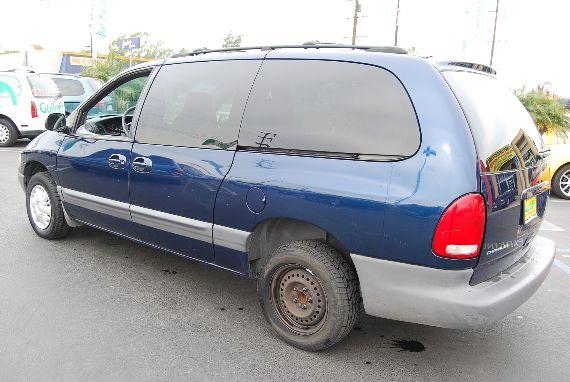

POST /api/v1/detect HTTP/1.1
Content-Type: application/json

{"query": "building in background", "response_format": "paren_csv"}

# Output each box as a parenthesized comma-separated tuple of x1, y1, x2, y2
(0, 48, 149, 75)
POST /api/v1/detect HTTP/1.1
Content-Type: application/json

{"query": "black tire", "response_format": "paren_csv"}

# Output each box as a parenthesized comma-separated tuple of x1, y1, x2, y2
(0, 118, 18, 147)
(26, 172, 71, 239)
(258, 240, 360, 351)
(552, 164, 570, 200)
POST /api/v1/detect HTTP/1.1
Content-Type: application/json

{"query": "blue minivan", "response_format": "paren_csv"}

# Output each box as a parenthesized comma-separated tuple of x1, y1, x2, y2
(18, 45, 555, 351)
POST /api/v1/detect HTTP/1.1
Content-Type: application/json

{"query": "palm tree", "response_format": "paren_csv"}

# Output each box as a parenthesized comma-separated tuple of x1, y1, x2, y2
(515, 89, 570, 136)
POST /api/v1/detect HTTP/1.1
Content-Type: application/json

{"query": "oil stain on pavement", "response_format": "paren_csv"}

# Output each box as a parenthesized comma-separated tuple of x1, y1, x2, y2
(391, 339, 426, 352)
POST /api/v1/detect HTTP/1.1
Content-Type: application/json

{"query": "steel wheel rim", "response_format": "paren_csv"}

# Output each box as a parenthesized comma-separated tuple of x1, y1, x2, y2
(0, 124, 9, 143)
(270, 264, 327, 336)
(560, 171, 570, 197)
(29, 185, 52, 230)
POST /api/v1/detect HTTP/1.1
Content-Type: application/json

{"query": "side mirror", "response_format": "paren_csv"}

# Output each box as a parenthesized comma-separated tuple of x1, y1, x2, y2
(45, 113, 68, 133)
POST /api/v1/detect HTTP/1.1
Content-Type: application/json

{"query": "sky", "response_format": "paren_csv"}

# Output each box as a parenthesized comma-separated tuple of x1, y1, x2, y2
(1, 0, 568, 96)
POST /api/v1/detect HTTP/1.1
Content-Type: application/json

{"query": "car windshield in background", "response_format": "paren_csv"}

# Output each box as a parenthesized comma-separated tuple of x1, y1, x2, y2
(27, 75, 60, 98)
(443, 71, 544, 172)
(51, 78, 85, 97)
(87, 78, 103, 92)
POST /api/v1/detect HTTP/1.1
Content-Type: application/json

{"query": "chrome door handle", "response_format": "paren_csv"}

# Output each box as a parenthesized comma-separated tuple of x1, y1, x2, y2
(132, 156, 152, 173)
(108, 153, 127, 169)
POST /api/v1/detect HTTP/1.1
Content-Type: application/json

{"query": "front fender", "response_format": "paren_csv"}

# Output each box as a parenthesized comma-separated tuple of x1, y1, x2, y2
(19, 131, 66, 187)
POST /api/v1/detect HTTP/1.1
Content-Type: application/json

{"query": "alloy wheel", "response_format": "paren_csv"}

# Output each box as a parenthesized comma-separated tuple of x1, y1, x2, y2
(560, 170, 570, 197)
(0, 123, 10, 144)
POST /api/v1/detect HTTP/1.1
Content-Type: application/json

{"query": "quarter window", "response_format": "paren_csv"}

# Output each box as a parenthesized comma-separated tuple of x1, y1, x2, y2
(239, 60, 420, 158)
(135, 60, 261, 150)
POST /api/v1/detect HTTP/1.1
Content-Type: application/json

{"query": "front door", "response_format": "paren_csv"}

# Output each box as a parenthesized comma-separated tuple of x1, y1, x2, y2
(57, 69, 153, 235)
(128, 59, 262, 262)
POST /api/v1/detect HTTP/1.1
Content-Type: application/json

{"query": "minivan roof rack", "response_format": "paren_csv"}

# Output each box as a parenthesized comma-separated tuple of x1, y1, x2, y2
(171, 44, 408, 58)
(442, 61, 497, 75)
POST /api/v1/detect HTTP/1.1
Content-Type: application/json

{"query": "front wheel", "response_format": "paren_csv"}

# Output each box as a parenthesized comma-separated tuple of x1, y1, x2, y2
(26, 172, 71, 239)
(552, 164, 570, 200)
(0, 118, 18, 147)
(258, 240, 360, 351)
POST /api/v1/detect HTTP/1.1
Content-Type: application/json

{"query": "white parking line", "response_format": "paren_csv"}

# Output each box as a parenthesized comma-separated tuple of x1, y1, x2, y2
(554, 259, 570, 275)
(540, 220, 565, 232)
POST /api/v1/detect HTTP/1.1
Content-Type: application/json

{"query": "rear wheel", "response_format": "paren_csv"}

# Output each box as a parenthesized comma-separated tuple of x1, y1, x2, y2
(0, 118, 18, 147)
(258, 240, 360, 351)
(552, 164, 570, 200)
(26, 172, 71, 239)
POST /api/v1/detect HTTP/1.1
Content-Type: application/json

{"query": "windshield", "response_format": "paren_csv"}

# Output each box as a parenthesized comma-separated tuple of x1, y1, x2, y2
(444, 71, 544, 172)
(51, 77, 85, 97)
(27, 75, 60, 98)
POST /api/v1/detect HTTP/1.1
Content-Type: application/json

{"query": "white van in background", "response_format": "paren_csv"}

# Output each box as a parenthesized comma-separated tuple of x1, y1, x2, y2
(0, 70, 65, 147)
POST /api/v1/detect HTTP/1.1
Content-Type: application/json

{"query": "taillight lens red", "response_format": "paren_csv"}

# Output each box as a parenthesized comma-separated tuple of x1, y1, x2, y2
(432, 193, 486, 259)
(31, 101, 38, 118)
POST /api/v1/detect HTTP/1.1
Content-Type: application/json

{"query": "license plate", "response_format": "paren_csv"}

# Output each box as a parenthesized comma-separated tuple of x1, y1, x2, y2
(523, 195, 538, 224)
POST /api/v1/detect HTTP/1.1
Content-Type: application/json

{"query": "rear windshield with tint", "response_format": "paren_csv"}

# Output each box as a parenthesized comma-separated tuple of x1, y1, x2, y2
(27, 75, 59, 98)
(443, 71, 543, 172)
(239, 60, 420, 158)
(51, 77, 85, 96)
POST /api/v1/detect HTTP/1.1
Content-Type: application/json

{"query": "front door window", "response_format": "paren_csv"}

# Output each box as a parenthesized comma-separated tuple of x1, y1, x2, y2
(77, 74, 150, 137)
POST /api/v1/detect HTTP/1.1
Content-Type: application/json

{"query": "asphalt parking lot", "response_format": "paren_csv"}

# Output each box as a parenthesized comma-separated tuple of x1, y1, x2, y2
(1, 141, 569, 382)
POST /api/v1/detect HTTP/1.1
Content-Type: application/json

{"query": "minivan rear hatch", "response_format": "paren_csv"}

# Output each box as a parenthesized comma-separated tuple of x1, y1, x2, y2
(443, 69, 549, 284)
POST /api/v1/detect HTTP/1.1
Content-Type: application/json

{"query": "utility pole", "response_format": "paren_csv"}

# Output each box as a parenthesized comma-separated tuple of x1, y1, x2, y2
(394, 0, 401, 46)
(351, 0, 360, 45)
(490, 0, 500, 66)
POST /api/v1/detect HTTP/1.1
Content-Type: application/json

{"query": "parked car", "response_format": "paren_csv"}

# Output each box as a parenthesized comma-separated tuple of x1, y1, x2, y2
(0, 70, 64, 146)
(46, 73, 105, 115)
(18, 45, 555, 351)
(543, 131, 570, 199)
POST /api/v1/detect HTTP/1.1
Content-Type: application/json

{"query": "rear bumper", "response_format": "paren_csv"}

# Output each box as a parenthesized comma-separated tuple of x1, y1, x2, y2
(351, 236, 555, 329)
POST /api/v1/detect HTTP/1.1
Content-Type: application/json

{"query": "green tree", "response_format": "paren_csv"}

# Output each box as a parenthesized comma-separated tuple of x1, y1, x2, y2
(222, 33, 242, 48)
(515, 89, 570, 136)
(82, 50, 126, 82)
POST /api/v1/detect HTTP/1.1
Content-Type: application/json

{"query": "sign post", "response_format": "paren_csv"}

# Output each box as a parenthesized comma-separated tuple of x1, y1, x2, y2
(120, 37, 141, 67)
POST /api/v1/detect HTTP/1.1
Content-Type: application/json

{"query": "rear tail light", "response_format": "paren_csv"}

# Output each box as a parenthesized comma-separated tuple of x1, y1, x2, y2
(31, 101, 38, 118)
(432, 193, 486, 259)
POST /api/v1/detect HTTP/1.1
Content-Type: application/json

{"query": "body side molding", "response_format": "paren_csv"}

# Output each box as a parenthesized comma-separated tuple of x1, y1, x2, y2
(58, 187, 250, 252)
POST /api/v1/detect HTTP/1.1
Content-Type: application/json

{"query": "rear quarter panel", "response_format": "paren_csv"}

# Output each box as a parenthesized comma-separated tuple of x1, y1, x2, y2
(547, 143, 570, 178)
(216, 53, 479, 270)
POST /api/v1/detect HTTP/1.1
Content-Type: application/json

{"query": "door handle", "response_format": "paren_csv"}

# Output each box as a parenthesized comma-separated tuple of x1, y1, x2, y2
(132, 156, 152, 173)
(108, 153, 127, 169)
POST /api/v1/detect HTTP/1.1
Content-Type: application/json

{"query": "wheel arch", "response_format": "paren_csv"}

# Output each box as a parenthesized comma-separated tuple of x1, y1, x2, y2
(23, 160, 50, 188)
(0, 114, 20, 138)
(246, 217, 355, 277)
(552, 161, 570, 178)
(0, 114, 19, 129)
